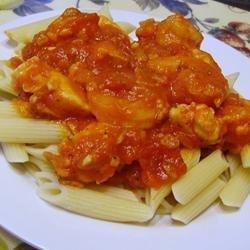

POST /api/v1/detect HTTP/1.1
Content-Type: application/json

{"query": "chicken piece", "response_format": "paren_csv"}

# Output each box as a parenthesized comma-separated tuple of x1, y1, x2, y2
(45, 122, 145, 186)
(136, 14, 203, 57)
(217, 93, 250, 153)
(155, 14, 203, 48)
(168, 56, 228, 107)
(191, 49, 220, 69)
(12, 56, 90, 119)
(22, 8, 100, 61)
(133, 49, 228, 108)
(87, 86, 169, 129)
(69, 49, 168, 129)
(45, 123, 122, 185)
(135, 16, 228, 108)
(22, 8, 132, 74)
(169, 103, 223, 145)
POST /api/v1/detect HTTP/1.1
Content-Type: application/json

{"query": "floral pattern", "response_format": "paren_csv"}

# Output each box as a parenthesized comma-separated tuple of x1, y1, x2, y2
(209, 22, 250, 57)
(134, 0, 207, 11)
(13, 0, 53, 16)
(133, 0, 160, 10)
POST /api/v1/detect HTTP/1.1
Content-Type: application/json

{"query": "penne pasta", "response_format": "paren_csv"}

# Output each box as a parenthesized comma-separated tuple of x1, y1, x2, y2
(98, 3, 113, 21)
(1, 143, 29, 163)
(0, 101, 21, 118)
(171, 178, 225, 224)
(225, 72, 239, 89)
(156, 200, 174, 215)
(0, 118, 68, 143)
(240, 144, 250, 168)
(180, 148, 200, 170)
(0, 63, 17, 96)
(117, 22, 136, 34)
(220, 166, 250, 208)
(14, 43, 25, 57)
(25, 145, 58, 160)
(38, 182, 154, 223)
(133, 189, 145, 202)
(98, 5, 135, 35)
(89, 185, 139, 202)
(150, 184, 172, 211)
(220, 169, 230, 182)
(226, 153, 241, 177)
(5, 17, 56, 44)
(172, 150, 228, 205)
(143, 188, 150, 206)
(23, 161, 41, 177)
(29, 156, 55, 173)
(34, 171, 58, 186)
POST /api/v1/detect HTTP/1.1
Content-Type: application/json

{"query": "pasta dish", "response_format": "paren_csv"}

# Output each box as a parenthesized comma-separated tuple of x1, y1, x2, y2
(0, 7, 249, 224)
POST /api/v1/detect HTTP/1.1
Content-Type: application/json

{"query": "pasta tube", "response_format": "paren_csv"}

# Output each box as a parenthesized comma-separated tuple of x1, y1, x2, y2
(0, 101, 21, 117)
(225, 72, 239, 89)
(0, 63, 16, 96)
(23, 162, 41, 177)
(89, 185, 139, 202)
(5, 17, 56, 43)
(133, 189, 145, 201)
(14, 43, 25, 57)
(38, 183, 154, 222)
(156, 200, 174, 215)
(220, 167, 250, 208)
(226, 153, 241, 177)
(117, 22, 136, 34)
(240, 144, 250, 168)
(25, 145, 58, 161)
(29, 156, 55, 173)
(172, 150, 228, 204)
(171, 178, 225, 224)
(0, 118, 68, 143)
(145, 188, 151, 206)
(180, 148, 200, 170)
(225, 72, 240, 89)
(150, 184, 172, 211)
(98, 3, 113, 21)
(1, 143, 29, 163)
(34, 171, 58, 186)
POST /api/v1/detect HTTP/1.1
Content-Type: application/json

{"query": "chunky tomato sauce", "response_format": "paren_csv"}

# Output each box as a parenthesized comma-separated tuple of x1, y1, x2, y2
(11, 8, 250, 189)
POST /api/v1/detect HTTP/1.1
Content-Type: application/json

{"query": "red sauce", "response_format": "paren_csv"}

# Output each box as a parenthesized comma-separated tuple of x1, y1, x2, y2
(217, 93, 250, 153)
(11, 8, 250, 188)
(167, 57, 228, 107)
(138, 127, 187, 188)
(45, 122, 186, 188)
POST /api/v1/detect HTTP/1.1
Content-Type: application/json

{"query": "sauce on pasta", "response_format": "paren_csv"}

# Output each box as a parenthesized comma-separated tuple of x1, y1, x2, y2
(10, 8, 250, 189)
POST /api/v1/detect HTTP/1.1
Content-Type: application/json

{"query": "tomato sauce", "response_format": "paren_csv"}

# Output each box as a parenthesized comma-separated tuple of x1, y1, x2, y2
(217, 93, 250, 153)
(11, 8, 250, 188)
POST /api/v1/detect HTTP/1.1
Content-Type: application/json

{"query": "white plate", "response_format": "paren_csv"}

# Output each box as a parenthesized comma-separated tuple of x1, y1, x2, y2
(0, 9, 249, 250)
